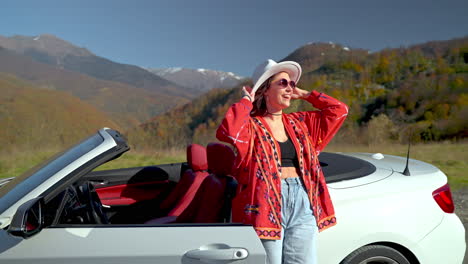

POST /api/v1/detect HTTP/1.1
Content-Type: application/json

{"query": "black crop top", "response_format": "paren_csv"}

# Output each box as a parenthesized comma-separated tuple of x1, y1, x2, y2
(277, 138, 299, 168)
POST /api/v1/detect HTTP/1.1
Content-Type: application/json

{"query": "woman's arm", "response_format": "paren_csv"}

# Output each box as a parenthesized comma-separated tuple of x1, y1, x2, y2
(290, 89, 348, 153)
(216, 92, 253, 157)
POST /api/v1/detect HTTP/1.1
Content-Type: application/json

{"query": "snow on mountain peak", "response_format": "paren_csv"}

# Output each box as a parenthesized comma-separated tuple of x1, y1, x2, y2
(167, 67, 182, 74)
(343, 47, 350, 51)
(227, 72, 242, 80)
(150, 67, 182, 75)
(33, 36, 40, 41)
(148, 67, 244, 92)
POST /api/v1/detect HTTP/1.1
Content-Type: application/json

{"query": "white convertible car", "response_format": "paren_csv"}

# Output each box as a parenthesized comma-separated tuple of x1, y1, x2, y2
(0, 128, 465, 264)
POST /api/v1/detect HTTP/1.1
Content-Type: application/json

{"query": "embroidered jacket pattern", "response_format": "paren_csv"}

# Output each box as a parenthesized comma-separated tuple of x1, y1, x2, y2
(216, 90, 348, 240)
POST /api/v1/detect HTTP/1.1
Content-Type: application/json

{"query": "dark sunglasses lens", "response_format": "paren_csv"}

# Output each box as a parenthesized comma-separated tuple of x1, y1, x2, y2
(279, 79, 288, 87)
(290, 81, 296, 88)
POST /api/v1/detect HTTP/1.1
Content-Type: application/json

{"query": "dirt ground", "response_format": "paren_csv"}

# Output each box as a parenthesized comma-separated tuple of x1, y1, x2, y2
(452, 188, 467, 264)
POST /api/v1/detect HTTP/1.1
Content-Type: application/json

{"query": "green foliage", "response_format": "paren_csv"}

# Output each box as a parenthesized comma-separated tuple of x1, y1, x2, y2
(134, 37, 467, 149)
(366, 114, 399, 144)
(132, 85, 245, 150)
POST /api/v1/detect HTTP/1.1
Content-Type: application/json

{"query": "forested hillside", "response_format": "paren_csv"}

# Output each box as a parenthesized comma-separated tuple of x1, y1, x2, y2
(136, 36, 468, 150)
(130, 86, 244, 149)
(0, 73, 119, 151)
(0, 47, 189, 128)
(296, 37, 468, 142)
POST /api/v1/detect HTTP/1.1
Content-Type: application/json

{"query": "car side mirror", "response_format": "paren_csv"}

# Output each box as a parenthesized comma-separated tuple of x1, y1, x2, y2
(8, 197, 45, 238)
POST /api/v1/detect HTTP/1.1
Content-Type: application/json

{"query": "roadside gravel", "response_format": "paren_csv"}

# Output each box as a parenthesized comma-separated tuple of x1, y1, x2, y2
(452, 188, 467, 264)
(453, 188, 468, 223)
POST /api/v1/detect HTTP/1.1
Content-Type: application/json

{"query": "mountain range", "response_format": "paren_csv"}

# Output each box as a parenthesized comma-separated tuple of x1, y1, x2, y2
(0, 34, 191, 98)
(147, 67, 244, 92)
(0, 33, 466, 150)
(0, 34, 245, 129)
(0, 45, 186, 128)
(0, 34, 245, 97)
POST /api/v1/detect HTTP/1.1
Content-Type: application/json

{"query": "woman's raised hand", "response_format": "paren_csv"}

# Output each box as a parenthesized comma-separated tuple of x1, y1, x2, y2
(242, 86, 255, 102)
(291, 87, 311, 100)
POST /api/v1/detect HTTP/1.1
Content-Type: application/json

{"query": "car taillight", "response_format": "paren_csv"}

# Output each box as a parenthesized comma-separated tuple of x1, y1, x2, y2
(432, 184, 455, 213)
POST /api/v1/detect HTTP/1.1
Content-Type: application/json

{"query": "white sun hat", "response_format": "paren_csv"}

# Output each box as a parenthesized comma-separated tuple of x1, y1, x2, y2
(251, 59, 302, 94)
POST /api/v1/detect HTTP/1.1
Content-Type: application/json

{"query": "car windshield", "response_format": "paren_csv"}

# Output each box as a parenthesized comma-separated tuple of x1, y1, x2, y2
(0, 133, 104, 215)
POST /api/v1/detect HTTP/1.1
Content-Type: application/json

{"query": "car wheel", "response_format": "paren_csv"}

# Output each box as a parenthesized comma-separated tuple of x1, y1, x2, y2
(340, 245, 411, 264)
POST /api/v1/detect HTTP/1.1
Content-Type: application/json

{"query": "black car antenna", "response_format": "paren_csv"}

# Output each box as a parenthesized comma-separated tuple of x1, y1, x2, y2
(402, 131, 412, 176)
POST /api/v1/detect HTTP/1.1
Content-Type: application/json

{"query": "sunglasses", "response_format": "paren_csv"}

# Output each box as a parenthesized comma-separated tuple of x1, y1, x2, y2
(275, 78, 296, 89)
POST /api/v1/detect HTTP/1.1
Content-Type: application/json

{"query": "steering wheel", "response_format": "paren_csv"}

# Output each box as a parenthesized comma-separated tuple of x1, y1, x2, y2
(77, 182, 109, 224)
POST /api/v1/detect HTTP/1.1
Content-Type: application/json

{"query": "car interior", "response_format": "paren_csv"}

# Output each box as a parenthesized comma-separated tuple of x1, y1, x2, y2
(42, 142, 239, 227)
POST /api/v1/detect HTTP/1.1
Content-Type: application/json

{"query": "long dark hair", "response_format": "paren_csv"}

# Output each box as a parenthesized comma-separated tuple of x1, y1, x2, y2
(251, 75, 275, 116)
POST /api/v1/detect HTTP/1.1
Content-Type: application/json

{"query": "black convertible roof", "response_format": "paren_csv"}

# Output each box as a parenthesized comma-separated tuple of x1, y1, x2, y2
(319, 152, 377, 183)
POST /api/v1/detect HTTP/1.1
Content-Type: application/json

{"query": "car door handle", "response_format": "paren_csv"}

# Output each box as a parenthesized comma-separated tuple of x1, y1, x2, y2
(89, 180, 109, 185)
(185, 247, 249, 261)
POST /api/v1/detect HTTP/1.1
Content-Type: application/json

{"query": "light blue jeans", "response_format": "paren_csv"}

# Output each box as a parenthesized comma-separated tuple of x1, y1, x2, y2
(261, 177, 318, 264)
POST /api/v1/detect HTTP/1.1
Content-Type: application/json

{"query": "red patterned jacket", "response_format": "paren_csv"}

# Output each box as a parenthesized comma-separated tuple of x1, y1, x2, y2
(216, 91, 348, 240)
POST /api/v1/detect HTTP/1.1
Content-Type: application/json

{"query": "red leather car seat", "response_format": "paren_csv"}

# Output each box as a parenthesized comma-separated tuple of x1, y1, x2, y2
(177, 142, 237, 223)
(158, 143, 209, 216)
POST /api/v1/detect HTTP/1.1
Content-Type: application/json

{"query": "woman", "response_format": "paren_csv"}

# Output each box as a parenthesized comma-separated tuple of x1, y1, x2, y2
(216, 59, 348, 264)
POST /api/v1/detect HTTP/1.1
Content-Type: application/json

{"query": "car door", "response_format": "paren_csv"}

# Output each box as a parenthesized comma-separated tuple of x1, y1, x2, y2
(0, 223, 266, 263)
(82, 164, 185, 223)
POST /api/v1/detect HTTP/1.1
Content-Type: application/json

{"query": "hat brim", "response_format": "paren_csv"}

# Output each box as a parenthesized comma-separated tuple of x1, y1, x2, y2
(252, 61, 302, 94)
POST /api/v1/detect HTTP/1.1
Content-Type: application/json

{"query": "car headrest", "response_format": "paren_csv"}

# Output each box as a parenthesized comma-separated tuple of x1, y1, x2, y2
(187, 144, 208, 171)
(207, 142, 235, 176)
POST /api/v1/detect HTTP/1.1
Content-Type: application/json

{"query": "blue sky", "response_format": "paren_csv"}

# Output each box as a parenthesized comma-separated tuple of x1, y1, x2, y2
(1, 0, 467, 77)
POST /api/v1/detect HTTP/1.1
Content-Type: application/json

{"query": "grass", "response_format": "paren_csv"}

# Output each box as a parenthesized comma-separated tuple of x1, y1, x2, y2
(94, 148, 186, 171)
(0, 147, 186, 179)
(0, 147, 63, 179)
(1, 142, 466, 190)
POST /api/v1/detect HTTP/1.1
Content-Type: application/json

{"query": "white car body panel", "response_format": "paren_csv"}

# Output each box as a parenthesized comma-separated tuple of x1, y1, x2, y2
(415, 213, 466, 264)
(0, 226, 266, 263)
(318, 153, 464, 264)
(327, 167, 393, 189)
